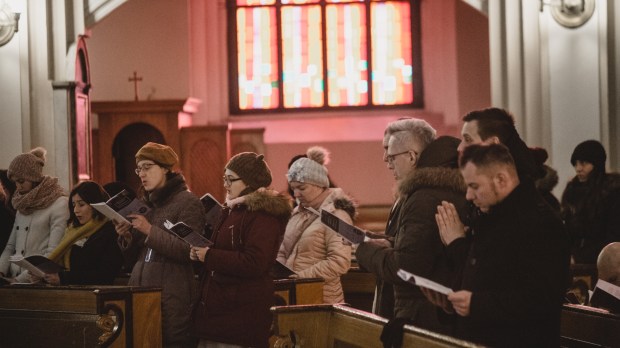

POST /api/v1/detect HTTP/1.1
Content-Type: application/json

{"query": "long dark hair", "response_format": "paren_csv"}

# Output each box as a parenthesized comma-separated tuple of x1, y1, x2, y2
(68, 181, 110, 226)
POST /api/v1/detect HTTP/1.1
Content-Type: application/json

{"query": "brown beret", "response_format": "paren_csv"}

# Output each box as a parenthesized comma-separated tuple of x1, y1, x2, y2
(135, 142, 179, 168)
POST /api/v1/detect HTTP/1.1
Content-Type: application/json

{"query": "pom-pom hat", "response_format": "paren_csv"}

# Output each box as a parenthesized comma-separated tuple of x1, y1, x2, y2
(287, 146, 330, 188)
(8, 147, 47, 182)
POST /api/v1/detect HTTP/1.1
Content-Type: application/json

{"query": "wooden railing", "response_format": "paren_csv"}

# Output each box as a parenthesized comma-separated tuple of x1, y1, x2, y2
(560, 303, 620, 347)
(271, 304, 483, 348)
(0, 285, 162, 348)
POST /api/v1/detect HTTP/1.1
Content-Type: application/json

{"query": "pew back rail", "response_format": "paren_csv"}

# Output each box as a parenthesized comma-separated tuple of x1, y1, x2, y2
(271, 304, 483, 348)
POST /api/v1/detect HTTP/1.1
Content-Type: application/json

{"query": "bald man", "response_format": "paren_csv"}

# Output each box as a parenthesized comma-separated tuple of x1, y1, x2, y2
(589, 242, 620, 313)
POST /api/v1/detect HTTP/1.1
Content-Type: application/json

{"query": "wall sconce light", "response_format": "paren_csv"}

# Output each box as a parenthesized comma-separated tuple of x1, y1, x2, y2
(0, 3, 20, 47)
(540, 0, 595, 29)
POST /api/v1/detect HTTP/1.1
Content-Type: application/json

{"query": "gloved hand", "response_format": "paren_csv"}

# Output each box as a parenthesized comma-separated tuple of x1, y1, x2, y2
(380, 317, 410, 348)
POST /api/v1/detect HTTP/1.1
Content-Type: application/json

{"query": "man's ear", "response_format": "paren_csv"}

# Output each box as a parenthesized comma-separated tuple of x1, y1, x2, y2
(493, 170, 509, 191)
(486, 136, 501, 145)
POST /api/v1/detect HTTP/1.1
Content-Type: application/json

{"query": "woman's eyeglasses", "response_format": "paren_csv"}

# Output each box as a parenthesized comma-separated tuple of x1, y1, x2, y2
(223, 175, 243, 186)
(135, 163, 158, 175)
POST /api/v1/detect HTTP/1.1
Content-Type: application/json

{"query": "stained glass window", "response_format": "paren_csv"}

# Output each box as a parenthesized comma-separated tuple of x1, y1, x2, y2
(230, 0, 420, 112)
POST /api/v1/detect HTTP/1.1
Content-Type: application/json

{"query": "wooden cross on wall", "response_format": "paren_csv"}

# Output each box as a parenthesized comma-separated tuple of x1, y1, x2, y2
(128, 71, 143, 101)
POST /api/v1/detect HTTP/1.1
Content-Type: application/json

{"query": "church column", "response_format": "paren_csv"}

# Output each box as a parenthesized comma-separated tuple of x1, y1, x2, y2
(188, 0, 229, 125)
(487, 0, 547, 149)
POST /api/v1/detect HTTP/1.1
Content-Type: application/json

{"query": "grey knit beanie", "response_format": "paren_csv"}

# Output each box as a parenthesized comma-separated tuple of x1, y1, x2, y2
(287, 146, 330, 188)
(8, 147, 47, 182)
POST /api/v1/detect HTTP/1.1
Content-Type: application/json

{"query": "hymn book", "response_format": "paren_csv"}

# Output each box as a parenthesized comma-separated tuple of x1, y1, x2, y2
(397, 269, 454, 295)
(270, 260, 297, 279)
(9, 255, 64, 278)
(320, 210, 393, 245)
(163, 220, 213, 248)
(91, 189, 150, 224)
(200, 193, 224, 231)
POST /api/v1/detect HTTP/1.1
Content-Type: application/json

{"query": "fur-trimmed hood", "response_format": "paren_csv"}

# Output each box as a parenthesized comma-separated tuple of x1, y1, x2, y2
(398, 135, 466, 196)
(536, 164, 559, 193)
(398, 167, 466, 197)
(241, 189, 293, 223)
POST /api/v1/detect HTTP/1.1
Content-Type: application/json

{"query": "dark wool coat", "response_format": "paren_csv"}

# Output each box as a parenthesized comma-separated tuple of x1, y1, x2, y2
(58, 221, 123, 285)
(448, 181, 570, 348)
(356, 136, 468, 332)
(192, 190, 292, 348)
(372, 198, 403, 319)
(561, 173, 620, 263)
(120, 174, 206, 347)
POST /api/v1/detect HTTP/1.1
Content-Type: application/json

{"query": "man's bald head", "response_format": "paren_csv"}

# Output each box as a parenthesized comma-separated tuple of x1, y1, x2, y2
(597, 242, 620, 286)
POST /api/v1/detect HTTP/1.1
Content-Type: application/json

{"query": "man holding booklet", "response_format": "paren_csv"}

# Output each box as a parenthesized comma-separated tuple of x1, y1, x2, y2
(355, 119, 469, 346)
(428, 144, 570, 347)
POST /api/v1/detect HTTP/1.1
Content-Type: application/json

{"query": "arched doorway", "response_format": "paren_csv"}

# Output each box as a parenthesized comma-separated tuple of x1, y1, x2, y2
(112, 123, 165, 193)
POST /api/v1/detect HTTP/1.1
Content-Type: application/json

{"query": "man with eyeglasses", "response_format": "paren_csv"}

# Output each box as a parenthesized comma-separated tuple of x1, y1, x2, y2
(356, 119, 469, 347)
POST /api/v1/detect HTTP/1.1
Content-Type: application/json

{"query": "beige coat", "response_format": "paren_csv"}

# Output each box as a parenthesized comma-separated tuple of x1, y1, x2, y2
(277, 188, 353, 303)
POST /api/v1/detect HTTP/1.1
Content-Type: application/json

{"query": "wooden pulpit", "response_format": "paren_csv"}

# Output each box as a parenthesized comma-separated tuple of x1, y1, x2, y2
(0, 285, 162, 348)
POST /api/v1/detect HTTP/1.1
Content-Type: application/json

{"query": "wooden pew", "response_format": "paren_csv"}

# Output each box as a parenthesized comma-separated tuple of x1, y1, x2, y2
(341, 267, 376, 312)
(271, 304, 483, 348)
(560, 303, 620, 347)
(274, 278, 324, 305)
(0, 285, 161, 348)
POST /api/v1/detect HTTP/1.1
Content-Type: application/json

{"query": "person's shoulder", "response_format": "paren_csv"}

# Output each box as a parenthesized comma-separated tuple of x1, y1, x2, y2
(245, 189, 293, 222)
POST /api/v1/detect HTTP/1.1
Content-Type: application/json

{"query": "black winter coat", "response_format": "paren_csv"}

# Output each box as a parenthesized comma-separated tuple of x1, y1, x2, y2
(448, 181, 570, 347)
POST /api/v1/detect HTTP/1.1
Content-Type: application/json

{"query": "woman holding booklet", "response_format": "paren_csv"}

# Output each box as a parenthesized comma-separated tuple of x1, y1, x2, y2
(190, 152, 292, 348)
(114, 142, 205, 348)
(35, 180, 122, 285)
(0, 147, 69, 283)
(277, 148, 355, 304)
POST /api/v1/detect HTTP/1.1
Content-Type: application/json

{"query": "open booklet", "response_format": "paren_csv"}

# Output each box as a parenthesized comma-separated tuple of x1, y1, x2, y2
(200, 193, 224, 231)
(163, 220, 213, 248)
(397, 269, 453, 295)
(271, 260, 297, 279)
(320, 210, 393, 245)
(9, 255, 64, 278)
(589, 279, 620, 313)
(91, 189, 151, 224)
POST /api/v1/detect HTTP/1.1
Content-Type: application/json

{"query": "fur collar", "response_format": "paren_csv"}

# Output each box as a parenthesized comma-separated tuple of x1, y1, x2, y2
(398, 167, 466, 197)
(242, 189, 293, 223)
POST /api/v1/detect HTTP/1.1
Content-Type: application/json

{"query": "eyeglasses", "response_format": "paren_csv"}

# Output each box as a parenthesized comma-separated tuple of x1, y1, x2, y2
(135, 163, 158, 175)
(223, 175, 243, 186)
(386, 150, 416, 164)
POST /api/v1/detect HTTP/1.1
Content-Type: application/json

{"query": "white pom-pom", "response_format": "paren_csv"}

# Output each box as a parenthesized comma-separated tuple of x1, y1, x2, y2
(306, 146, 330, 166)
(29, 147, 47, 161)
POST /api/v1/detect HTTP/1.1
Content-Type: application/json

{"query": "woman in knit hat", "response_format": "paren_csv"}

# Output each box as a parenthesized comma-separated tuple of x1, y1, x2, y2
(277, 147, 355, 304)
(34, 181, 123, 285)
(114, 142, 205, 348)
(561, 139, 620, 264)
(191, 152, 292, 348)
(0, 147, 69, 283)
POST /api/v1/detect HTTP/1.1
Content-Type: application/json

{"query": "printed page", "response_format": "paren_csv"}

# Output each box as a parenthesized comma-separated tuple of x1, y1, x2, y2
(397, 269, 453, 295)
